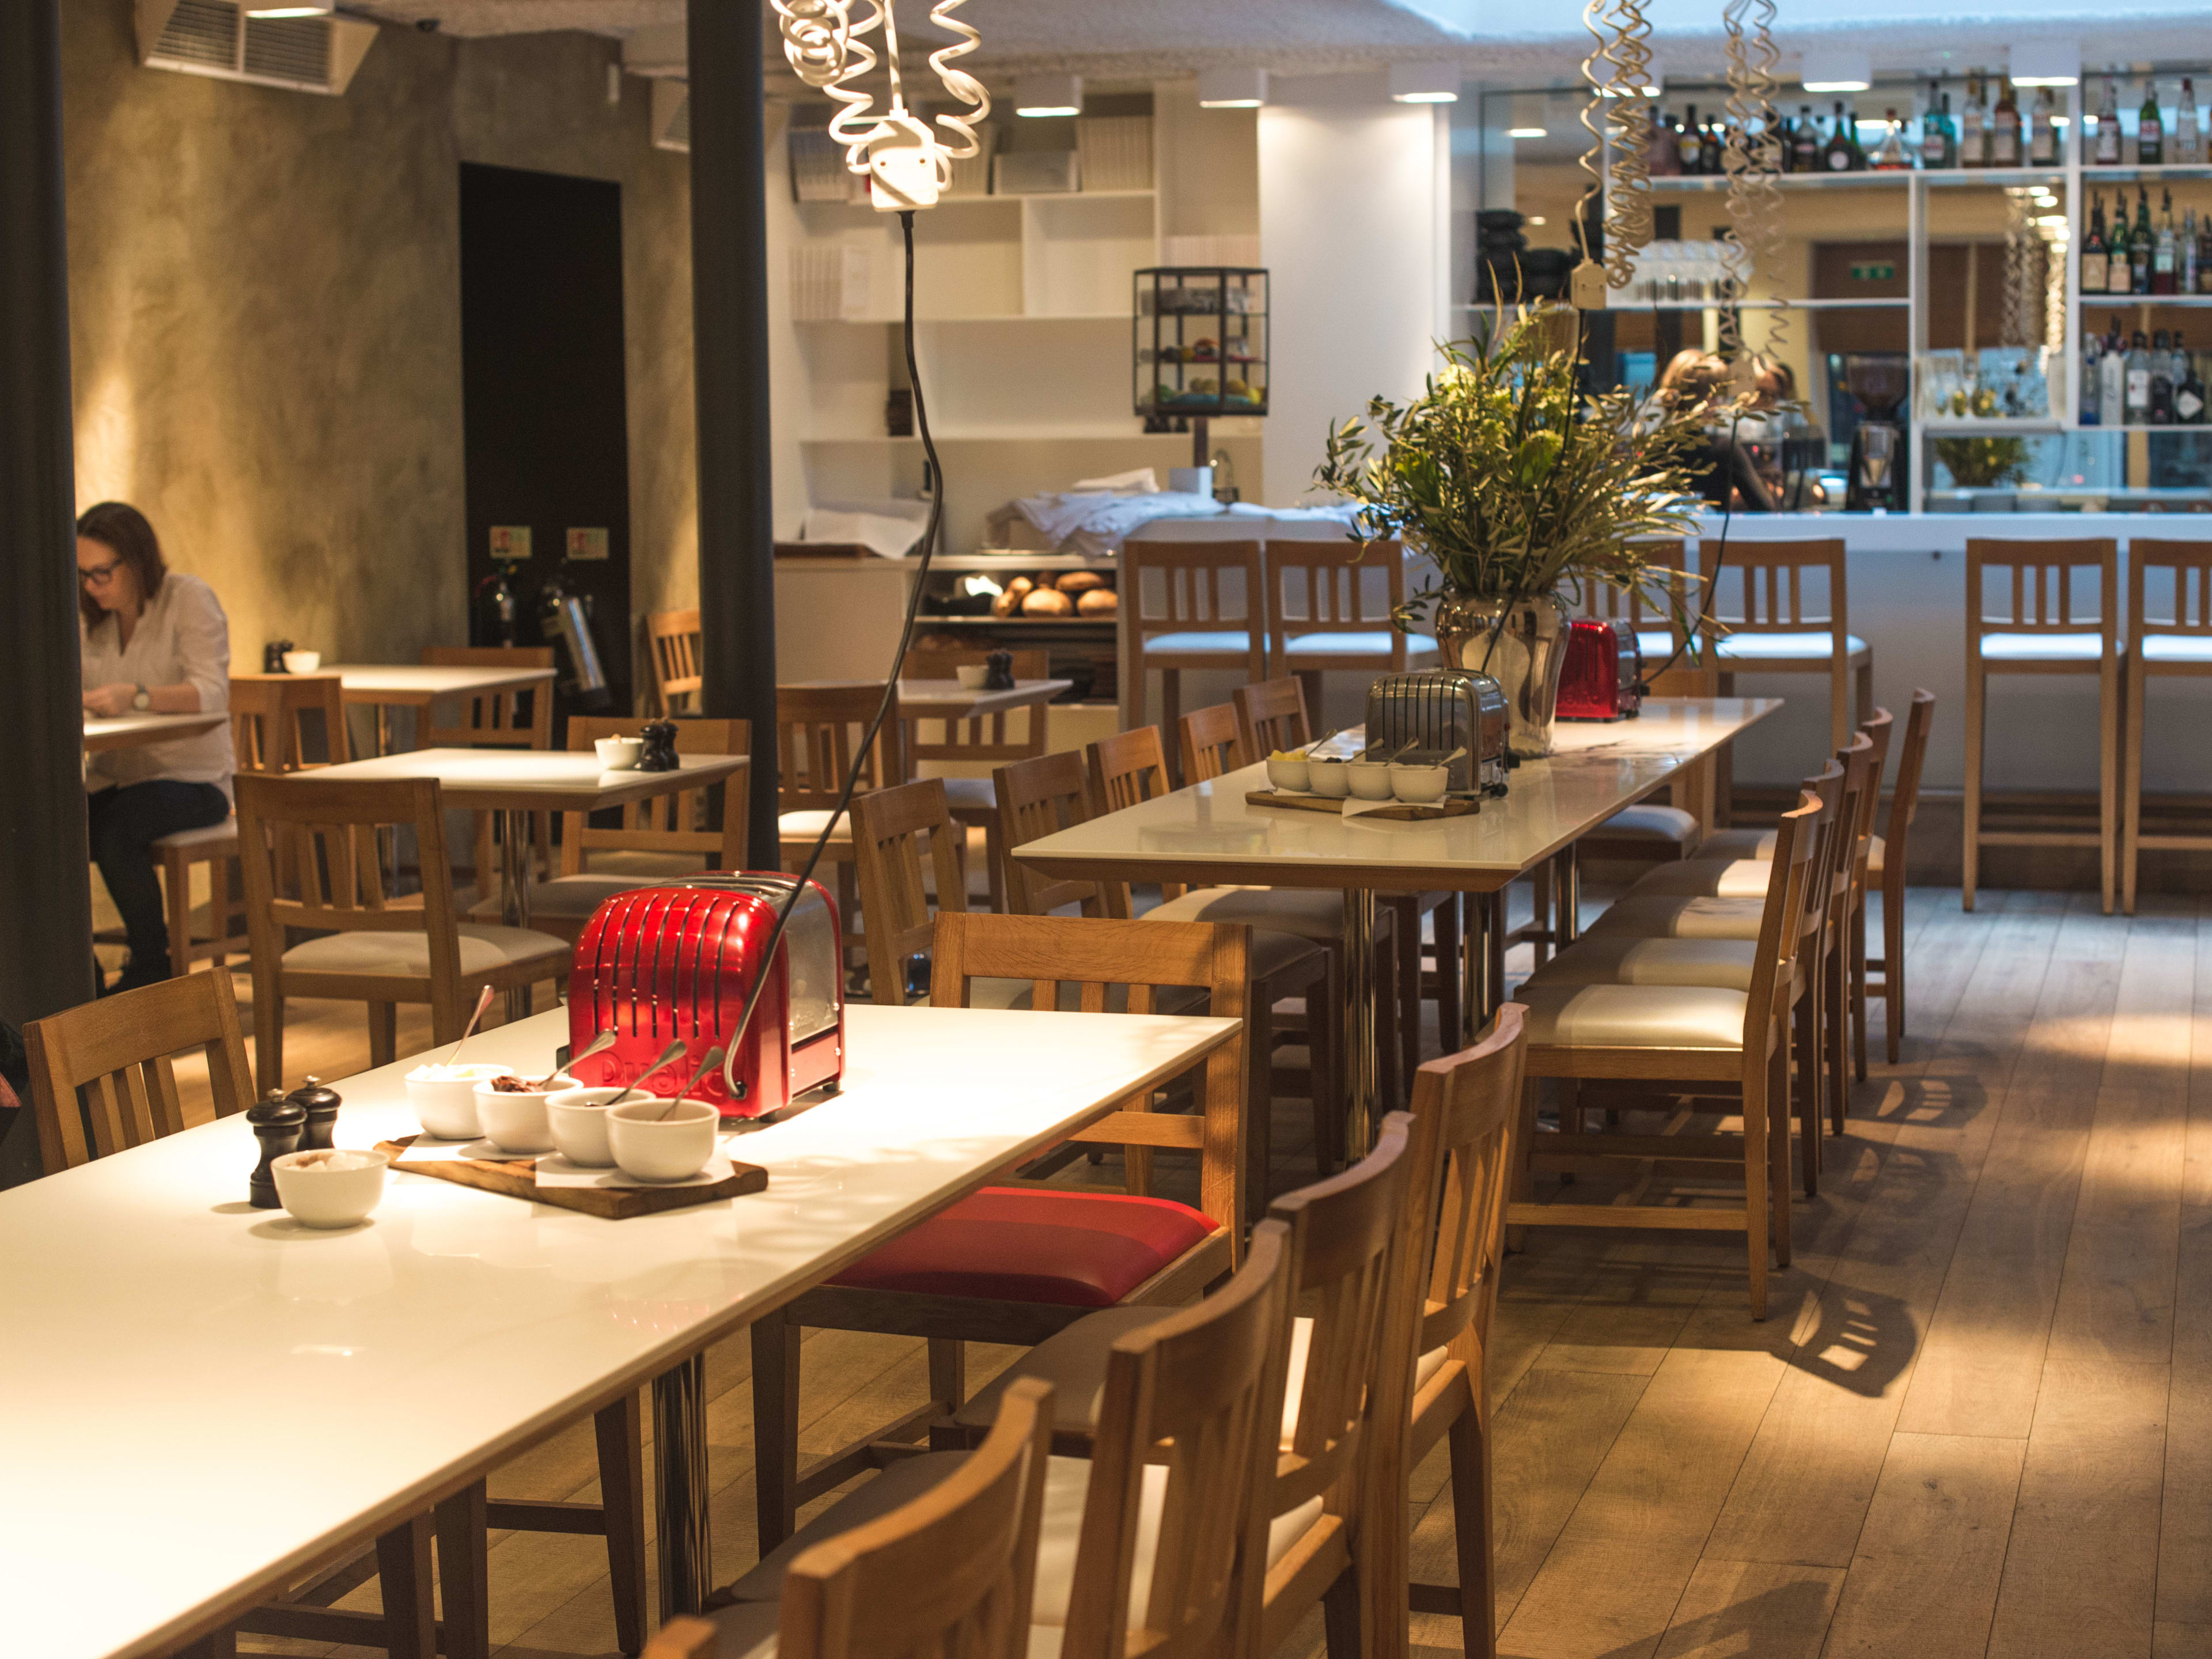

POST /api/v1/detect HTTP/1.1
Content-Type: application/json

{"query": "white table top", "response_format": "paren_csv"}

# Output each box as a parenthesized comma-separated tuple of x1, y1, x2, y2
(0, 1001, 1237, 1659)
(322, 664, 556, 702)
(306, 748, 747, 813)
(82, 712, 228, 755)
(1012, 697, 1782, 894)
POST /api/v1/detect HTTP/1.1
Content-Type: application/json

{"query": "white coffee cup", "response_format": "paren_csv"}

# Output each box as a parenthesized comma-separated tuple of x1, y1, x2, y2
(594, 736, 643, 770)
(281, 650, 321, 675)
(546, 1085, 624, 1168)
(955, 664, 990, 690)
(607, 1098, 720, 1182)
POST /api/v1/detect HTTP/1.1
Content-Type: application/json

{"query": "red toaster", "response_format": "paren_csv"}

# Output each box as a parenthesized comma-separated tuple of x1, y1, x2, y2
(1555, 618, 1643, 722)
(565, 875, 846, 1119)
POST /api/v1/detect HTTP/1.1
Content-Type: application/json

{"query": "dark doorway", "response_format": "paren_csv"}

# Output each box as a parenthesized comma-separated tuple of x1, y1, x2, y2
(459, 162, 632, 721)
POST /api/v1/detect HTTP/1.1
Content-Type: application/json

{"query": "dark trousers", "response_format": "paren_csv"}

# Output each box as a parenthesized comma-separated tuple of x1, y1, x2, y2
(87, 780, 230, 974)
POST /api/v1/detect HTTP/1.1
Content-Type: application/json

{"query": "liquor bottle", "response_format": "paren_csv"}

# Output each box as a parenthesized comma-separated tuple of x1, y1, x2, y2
(2126, 329, 2153, 423)
(2150, 329, 2175, 424)
(1793, 104, 1820, 172)
(2180, 78, 2204, 164)
(2179, 340, 2207, 426)
(1679, 104, 1704, 174)
(2188, 206, 2202, 296)
(1875, 109, 1910, 169)
(2102, 320, 2130, 418)
(2200, 211, 2212, 293)
(2134, 188, 2155, 293)
(1992, 78, 2022, 166)
(1960, 74, 1987, 166)
(2083, 193, 2111, 294)
(1699, 114, 1723, 175)
(2096, 74, 2123, 165)
(2030, 86, 2059, 165)
(1824, 101, 1857, 171)
(2082, 331, 2103, 425)
(2154, 190, 2180, 296)
(1769, 108, 1793, 172)
(2139, 77, 2165, 165)
(1648, 109, 1681, 176)
(2110, 199, 2139, 294)
(1921, 82, 1948, 168)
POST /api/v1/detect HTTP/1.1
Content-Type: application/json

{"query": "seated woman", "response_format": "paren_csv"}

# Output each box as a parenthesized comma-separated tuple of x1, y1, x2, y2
(78, 502, 236, 996)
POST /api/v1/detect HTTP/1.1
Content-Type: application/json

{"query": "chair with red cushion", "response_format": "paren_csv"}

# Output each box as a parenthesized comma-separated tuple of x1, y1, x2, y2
(750, 908, 1251, 1548)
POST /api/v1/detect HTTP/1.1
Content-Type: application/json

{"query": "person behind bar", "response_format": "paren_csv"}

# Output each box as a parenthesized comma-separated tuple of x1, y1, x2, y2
(77, 502, 236, 997)
(1652, 350, 1777, 514)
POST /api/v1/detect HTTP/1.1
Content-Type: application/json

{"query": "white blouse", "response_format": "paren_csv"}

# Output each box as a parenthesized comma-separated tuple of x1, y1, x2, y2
(81, 571, 237, 797)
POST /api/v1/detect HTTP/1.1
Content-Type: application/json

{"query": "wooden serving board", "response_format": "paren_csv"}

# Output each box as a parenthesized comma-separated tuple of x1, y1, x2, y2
(375, 1137, 767, 1218)
(1245, 789, 1481, 822)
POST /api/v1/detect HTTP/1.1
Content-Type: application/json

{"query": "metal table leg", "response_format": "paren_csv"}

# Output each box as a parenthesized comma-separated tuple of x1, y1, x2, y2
(499, 807, 533, 1021)
(1340, 887, 1378, 1163)
(653, 1354, 713, 1619)
(1555, 840, 1582, 950)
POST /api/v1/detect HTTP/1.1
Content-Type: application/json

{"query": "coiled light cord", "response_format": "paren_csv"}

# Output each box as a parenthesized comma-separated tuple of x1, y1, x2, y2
(770, 0, 990, 192)
(1578, 0, 1655, 289)
(1720, 0, 1786, 365)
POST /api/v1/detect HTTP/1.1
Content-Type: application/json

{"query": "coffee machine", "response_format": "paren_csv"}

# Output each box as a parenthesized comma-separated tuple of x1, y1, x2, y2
(1842, 354, 1910, 512)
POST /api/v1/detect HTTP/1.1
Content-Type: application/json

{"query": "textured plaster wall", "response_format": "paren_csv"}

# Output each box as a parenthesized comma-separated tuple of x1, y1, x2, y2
(60, 5, 700, 679)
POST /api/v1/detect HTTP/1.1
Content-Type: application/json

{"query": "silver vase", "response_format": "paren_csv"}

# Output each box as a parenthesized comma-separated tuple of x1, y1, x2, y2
(1433, 591, 1570, 759)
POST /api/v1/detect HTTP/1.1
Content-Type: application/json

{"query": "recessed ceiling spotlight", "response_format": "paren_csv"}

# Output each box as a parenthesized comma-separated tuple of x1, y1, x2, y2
(2011, 41, 2081, 87)
(1197, 66, 1268, 109)
(1013, 72, 1082, 118)
(1801, 45, 1872, 93)
(1388, 62, 1460, 104)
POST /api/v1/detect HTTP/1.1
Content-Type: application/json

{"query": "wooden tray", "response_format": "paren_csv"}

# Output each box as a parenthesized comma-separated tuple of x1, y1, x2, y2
(1245, 789, 1480, 822)
(375, 1137, 766, 1218)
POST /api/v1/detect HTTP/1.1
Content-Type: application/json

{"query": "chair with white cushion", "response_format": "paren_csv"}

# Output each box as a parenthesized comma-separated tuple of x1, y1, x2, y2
(234, 774, 570, 1091)
(1262, 539, 1437, 730)
(1964, 537, 2122, 913)
(1117, 539, 1266, 753)
(2123, 540, 2212, 913)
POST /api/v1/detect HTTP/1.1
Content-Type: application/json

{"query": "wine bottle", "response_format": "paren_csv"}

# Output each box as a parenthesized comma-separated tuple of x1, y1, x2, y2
(2134, 188, 2155, 293)
(2029, 86, 2058, 165)
(2110, 198, 2138, 295)
(1699, 115, 1723, 175)
(1921, 82, 1947, 168)
(2096, 74, 2123, 165)
(2150, 329, 2175, 425)
(1960, 74, 1987, 166)
(1992, 78, 2021, 166)
(2188, 206, 2202, 296)
(2127, 329, 2153, 423)
(2180, 78, 2204, 165)
(2140, 78, 2165, 165)
(2154, 190, 2179, 296)
(1648, 110, 1681, 176)
(2083, 193, 2111, 294)
(1876, 109, 1910, 169)
(1769, 109, 1793, 173)
(1792, 104, 1820, 172)
(2178, 340, 2207, 426)
(2082, 331, 2104, 426)
(1679, 103, 1703, 174)
(1824, 101, 1855, 171)
(2199, 211, 2212, 294)
(2102, 320, 2129, 417)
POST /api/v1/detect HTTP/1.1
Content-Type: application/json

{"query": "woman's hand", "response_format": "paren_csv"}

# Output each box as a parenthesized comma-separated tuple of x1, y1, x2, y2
(82, 683, 138, 718)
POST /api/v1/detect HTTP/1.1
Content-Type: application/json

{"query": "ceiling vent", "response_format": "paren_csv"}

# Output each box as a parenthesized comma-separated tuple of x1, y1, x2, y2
(136, 0, 377, 96)
(652, 79, 691, 153)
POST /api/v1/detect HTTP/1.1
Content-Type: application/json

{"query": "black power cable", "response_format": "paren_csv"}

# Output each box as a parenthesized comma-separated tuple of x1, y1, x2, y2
(719, 207, 944, 1105)
(1644, 404, 1747, 686)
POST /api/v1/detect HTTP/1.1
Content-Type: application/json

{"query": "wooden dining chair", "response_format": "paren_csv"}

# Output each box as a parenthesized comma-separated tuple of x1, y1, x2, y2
(233, 775, 570, 1092)
(1177, 702, 1245, 785)
(1232, 675, 1316, 766)
(1964, 537, 2122, 912)
(1118, 539, 1267, 745)
(646, 607, 704, 714)
(651, 1379, 1056, 1659)
(1866, 691, 1936, 1062)
(990, 750, 1115, 922)
(1512, 792, 1823, 1318)
(465, 716, 751, 942)
(419, 645, 558, 893)
(2123, 540, 2212, 912)
(726, 1218, 1297, 1659)
(1262, 539, 1438, 728)
(748, 910, 1252, 1549)
(850, 777, 1025, 1012)
(778, 682, 906, 962)
(902, 646, 1052, 912)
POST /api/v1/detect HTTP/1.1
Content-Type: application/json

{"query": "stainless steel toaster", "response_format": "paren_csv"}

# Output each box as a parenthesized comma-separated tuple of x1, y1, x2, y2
(1363, 671, 1511, 797)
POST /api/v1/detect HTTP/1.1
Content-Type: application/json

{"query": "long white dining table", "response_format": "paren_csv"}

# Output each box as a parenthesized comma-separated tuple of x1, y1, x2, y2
(0, 999, 1238, 1659)
(1013, 696, 1783, 1154)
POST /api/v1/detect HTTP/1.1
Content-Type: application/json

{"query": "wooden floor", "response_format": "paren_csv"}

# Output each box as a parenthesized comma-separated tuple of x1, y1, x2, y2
(204, 885, 2212, 1659)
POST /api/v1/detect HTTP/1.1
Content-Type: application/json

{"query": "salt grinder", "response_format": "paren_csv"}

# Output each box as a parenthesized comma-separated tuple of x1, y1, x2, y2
(289, 1076, 342, 1153)
(248, 1089, 305, 1209)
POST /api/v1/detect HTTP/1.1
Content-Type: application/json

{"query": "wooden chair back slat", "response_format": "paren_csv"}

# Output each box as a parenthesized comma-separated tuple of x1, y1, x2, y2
(778, 684, 906, 815)
(1884, 690, 1937, 858)
(559, 717, 750, 874)
(903, 649, 1052, 767)
(1262, 541, 1416, 673)
(993, 752, 1111, 919)
(1965, 538, 2119, 646)
(647, 608, 704, 715)
(1747, 793, 1826, 1044)
(1698, 537, 1846, 635)
(1123, 541, 1266, 665)
(2130, 539, 2212, 641)
(1232, 677, 1313, 766)
(25, 971, 254, 1172)
(1177, 704, 1246, 785)
(1408, 1006, 1528, 1369)
(851, 779, 968, 1006)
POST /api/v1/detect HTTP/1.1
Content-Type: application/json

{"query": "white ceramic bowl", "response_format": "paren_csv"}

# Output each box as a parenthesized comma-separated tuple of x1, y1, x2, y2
(1307, 759, 1353, 798)
(271, 1148, 388, 1228)
(594, 735, 643, 770)
(607, 1097, 721, 1183)
(281, 650, 321, 675)
(1390, 762, 1451, 804)
(472, 1079, 565, 1153)
(1347, 760, 1397, 801)
(404, 1062, 509, 1139)
(955, 664, 990, 690)
(1264, 755, 1310, 793)
(546, 1085, 625, 1168)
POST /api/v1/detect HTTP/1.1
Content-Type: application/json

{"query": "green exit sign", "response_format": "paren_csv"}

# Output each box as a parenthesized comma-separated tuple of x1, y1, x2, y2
(1850, 262, 1897, 282)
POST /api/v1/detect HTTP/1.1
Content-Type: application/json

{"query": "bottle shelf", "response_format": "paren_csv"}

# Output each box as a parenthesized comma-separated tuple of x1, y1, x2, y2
(2079, 294, 2212, 308)
(2081, 164, 2212, 182)
(1646, 166, 2065, 190)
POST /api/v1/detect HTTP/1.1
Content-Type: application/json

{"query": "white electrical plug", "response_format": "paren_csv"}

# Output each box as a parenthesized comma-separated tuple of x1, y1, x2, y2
(863, 113, 944, 212)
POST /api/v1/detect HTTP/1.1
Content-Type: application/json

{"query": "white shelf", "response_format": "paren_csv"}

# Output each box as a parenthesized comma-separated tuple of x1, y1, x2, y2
(1618, 297, 1910, 312)
(2081, 164, 2212, 182)
(2080, 293, 2212, 307)
(1647, 165, 2066, 190)
(1920, 418, 2065, 435)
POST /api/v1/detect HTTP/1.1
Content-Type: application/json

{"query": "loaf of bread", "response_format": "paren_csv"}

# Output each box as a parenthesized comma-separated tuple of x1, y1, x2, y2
(1077, 587, 1119, 616)
(1021, 586, 1075, 617)
(991, 575, 1035, 618)
(1056, 570, 1107, 595)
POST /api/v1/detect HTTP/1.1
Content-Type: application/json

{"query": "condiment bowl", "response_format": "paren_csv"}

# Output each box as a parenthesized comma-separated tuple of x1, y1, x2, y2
(955, 664, 991, 690)
(405, 1061, 508, 1139)
(546, 1085, 624, 1168)
(1306, 759, 1353, 798)
(607, 1098, 721, 1183)
(472, 1078, 566, 1154)
(594, 735, 643, 770)
(281, 650, 321, 674)
(1347, 760, 1397, 801)
(1264, 755, 1310, 793)
(1390, 762, 1451, 804)
(271, 1148, 388, 1229)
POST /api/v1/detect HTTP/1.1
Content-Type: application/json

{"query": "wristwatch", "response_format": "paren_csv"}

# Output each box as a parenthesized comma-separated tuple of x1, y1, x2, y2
(131, 685, 150, 711)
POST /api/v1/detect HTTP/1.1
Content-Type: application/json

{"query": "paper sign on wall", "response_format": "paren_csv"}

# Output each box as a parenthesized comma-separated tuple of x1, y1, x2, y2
(566, 527, 611, 562)
(489, 525, 533, 562)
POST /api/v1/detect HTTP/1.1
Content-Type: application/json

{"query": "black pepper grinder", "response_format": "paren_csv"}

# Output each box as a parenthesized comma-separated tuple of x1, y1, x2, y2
(247, 1089, 305, 1209)
(636, 719, 681, 772)
(983, 649, 1016, 691)
(289, 1076, 342, 1153)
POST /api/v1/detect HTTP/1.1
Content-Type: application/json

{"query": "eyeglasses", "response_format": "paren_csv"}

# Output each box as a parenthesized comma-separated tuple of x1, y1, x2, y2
(79, 561, 123, 588)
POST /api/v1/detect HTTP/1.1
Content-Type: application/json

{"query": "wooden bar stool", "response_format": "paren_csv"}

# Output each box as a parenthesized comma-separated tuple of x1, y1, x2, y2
(1260, 539, 1436, 729)
(1117, 539, 1266, 756)
(1963, 537, 2123, 914)
(1702, 536, 1869, 751)
(2123, 539, 2212, 913)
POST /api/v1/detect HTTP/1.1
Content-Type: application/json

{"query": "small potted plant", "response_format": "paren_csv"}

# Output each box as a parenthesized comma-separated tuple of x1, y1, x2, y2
(1316, 306, 1710, 756)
